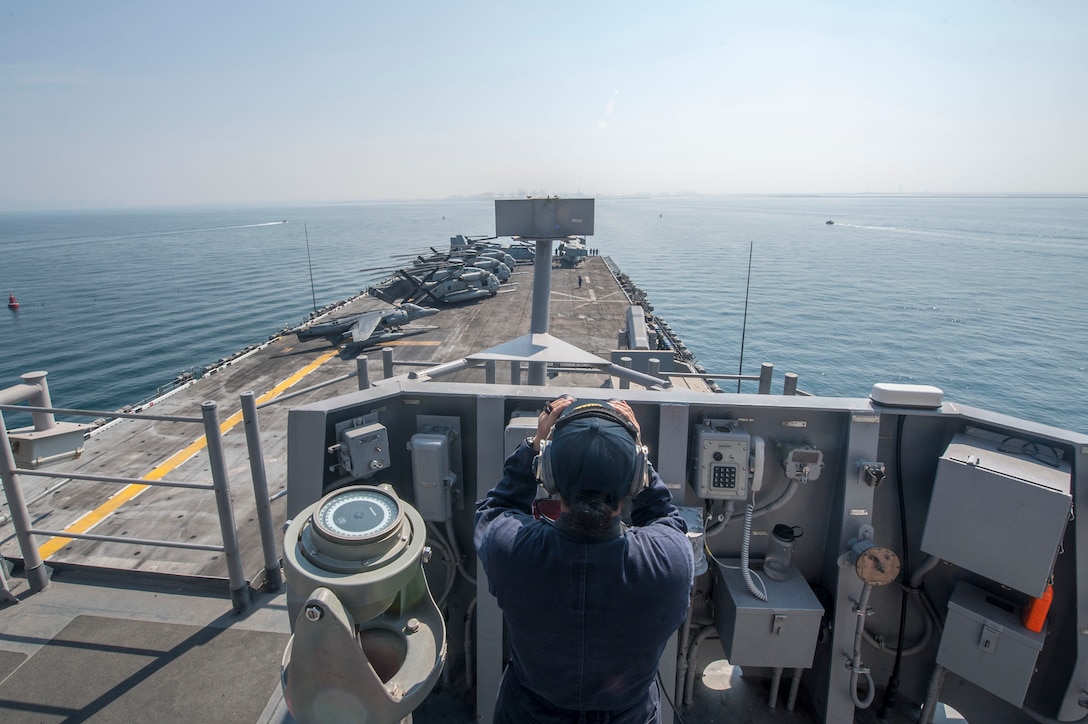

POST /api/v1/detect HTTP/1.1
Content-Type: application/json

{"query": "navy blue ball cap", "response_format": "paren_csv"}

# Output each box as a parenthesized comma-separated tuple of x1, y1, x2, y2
(548, 401, 639, 505)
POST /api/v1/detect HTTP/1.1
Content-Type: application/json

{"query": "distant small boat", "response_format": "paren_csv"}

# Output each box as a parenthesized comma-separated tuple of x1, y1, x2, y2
(7, 291, 19, 310)
(825, 220, 834, 225)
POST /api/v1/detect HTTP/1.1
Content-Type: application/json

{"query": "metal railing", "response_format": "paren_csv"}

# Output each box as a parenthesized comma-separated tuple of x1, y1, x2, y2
(370, 346, 805, 394)
(0, 373, 278, 612)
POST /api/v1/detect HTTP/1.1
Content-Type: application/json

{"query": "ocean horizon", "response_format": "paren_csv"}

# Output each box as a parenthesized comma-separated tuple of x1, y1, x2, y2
(2, 194, 1085, 435)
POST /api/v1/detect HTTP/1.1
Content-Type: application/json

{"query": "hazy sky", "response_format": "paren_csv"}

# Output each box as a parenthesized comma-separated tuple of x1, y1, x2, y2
(2, 1, 1085, 209)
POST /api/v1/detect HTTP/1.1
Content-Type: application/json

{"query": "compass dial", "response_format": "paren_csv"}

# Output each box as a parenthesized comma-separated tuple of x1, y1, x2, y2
(315, 487, 400, 541)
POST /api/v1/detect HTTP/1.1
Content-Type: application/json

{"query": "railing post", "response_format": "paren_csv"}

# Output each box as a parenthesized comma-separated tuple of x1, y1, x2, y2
(619, 356, 632, 390)
(510, 361, 521, 385)
(0, 415, 50, 591)
(530, 239, 554, 334)
(647, 357, 661, 381)
(0, 558, 17, 603)
(485, 359, 496, 384)
(356, 354, 370, 390)
(758, 363, 774, 394)
(21, 371, 57, 432)
(240, 392, 283, 592)
(783, 373, 798, 396)
(528, 361, 546, 386)
(201, 401, 250, 612)
(383, 347, 395, 379)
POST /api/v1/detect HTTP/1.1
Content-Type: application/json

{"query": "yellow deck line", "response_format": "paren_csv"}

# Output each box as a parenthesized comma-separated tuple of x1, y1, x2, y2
(38, 350, 339, 559)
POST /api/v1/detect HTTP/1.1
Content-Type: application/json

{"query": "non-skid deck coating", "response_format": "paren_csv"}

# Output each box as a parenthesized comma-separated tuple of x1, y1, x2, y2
(0, 570, 291, 724)
(0, 614, 287, 723)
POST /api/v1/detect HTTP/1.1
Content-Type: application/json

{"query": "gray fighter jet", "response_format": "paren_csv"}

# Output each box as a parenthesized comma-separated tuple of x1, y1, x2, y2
(295, 303, 438, 347)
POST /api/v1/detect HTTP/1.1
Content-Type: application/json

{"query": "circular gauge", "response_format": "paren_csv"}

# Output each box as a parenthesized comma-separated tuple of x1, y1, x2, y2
(314, 486, 402, 543)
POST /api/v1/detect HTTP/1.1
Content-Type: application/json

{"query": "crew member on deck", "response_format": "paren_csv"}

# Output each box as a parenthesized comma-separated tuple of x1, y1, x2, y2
(475, 397, 693, 723)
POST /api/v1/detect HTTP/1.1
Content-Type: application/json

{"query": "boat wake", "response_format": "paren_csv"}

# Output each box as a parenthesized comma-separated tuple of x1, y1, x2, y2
(829, 221, 1088, 244)
(2, 221, 291, 249)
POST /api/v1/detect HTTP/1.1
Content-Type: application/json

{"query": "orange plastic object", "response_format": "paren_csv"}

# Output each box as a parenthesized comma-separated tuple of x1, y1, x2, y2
(1023, 584, 1054, 632)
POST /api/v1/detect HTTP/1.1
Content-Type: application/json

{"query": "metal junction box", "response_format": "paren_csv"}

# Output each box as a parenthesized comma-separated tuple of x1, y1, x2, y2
(339, 422, 391, 479)
(9, 421, 90, 468)
(504, 414, 539, 458)
(712, 559, 823, 669)
(408, 431, 456, 522)
(936, 580, 1045, 707)
(920, 431, 1071, 596)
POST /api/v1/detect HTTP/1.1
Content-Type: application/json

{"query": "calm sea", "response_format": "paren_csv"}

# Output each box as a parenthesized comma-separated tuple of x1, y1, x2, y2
(1, 196, 1085, 434)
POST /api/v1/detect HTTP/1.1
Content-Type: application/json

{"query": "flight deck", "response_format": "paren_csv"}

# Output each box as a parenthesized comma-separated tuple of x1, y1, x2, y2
(1, 254, 706, 579)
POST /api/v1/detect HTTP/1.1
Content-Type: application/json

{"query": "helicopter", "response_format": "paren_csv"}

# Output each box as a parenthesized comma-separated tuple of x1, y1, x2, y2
(556, 236, 589, 267)
(390, 266, 500, 306)
(408, 244, 515, 282)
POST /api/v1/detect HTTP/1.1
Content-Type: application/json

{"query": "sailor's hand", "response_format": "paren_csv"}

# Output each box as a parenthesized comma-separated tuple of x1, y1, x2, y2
(532, 396, 574, 451)
(607, 399, 641, 436)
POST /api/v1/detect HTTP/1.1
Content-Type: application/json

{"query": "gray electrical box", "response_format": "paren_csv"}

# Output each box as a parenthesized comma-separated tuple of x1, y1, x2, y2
(504, 414, 539, 457)
(936, 580, 1046, 708)
(408, 431, 456, 522)
(338, 422, 391, 479)
(9, 421, 90, 468)
(712, 558, 823, 669)
(920, 430, 1071, 596)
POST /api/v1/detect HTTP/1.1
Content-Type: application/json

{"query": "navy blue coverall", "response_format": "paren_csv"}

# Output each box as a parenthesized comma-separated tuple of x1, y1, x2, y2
(475, 439, 694, 723)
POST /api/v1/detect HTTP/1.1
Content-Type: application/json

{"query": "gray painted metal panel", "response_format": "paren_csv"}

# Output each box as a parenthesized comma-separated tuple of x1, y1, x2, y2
(626, 305, 650, 350)
(712, 558, 824, 668)
(476, 395, 507, 724)
(656, 403, 690, 501)
(937, 581, 1045, 707)
(817, 412, 881, 724)
(494, 198, 595, 238)
(1062, 442, 1088, 721)
(921, 432, 1071, 597)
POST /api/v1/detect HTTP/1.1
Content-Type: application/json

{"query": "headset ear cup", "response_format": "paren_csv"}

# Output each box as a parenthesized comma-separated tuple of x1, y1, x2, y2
(536, 440, 557, 496)
(629, 445, 649, 498)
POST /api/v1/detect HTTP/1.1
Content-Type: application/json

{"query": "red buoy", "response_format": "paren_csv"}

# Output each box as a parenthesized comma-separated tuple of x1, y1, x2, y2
(7, 291, 18, 310)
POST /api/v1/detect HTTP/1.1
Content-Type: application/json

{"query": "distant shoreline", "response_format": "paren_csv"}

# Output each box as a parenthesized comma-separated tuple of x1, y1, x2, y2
(4, 191, 1088, 215)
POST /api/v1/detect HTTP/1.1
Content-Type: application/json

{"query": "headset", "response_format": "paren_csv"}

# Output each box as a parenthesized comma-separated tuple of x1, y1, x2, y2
(534, 401, 650, 500)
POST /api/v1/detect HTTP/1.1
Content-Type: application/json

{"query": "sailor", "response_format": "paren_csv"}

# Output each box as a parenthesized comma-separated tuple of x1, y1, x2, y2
(475, 397, 694, 723)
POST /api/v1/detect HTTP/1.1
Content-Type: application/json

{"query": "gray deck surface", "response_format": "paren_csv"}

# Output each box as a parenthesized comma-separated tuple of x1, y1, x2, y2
(1, 614, 286, 722)
(0, 569, 290, 723)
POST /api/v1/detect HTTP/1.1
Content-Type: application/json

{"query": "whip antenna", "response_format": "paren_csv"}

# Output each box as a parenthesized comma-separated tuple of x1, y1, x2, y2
(737, 241, 753, 393)
(304, 223, 318, 315)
